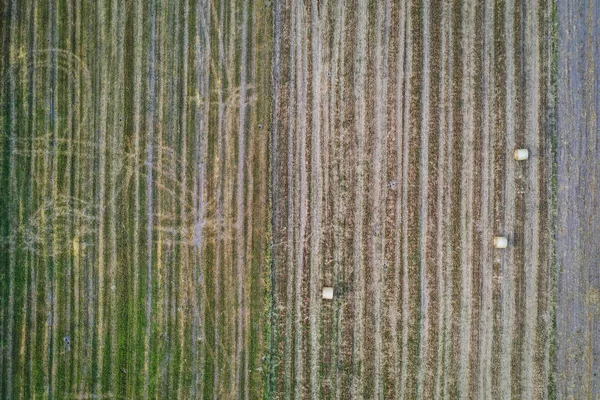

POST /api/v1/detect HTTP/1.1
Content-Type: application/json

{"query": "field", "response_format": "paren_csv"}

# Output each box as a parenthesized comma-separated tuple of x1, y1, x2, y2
(0, 0, 598, 399)
(0, 0, 272, 398)
(270, 0, 557, 398)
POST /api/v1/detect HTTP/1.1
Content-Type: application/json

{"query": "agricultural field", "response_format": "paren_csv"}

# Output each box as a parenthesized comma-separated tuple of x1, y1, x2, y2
(0, 0, 272, 398)
(0, 0, 598, 399)
(270, 0, 557, 398)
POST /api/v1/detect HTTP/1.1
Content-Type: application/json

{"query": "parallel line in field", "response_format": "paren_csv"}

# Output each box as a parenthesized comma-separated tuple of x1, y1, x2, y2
(330, 3, 347, 397)
(458, 0, 476, 396)
(221, 0, 239, 394)
(155, 2, 167, 394)
(80, 26, 90, 397)
(235, 0, 249, 396)
(109, 0, 126, 393)
(177, 0, 190, 396)
(25, 2, 39, 395)
(479, 0, 495, 397)
(434, 2, 450, 397)
(319, 3, 332, 391)
(522, 0, 541, 397)
(294, 2, 308, 398)
(5, 1, 18, 395)
(399, 2, 413, 397)
(213, 0, 226, 396)
(62, 2, 75, 394)
(49, 1, 60, 395)
(49, 2, 60, 395)
(392, 1, 407, 397)
(352, 1, 368, 397)
(244, 4, 261, 396)
(283, 1, 297, 396)
(373, 1, 390, 397)
(143, 0, 158, 397)
(194, 0, 210, 395)
(166, 2, 182, 395)
(309, 0, 323, 397)
(500, 0, 517, 396)
(541, 1, 556, 395)
(417, 0, 431, 395)
(442, 3, 458, 395)
(20, 6, 36, 396)
(129, 0, 144, 396)
(94, 0, 109, 392)
(82, 1, 95, 393)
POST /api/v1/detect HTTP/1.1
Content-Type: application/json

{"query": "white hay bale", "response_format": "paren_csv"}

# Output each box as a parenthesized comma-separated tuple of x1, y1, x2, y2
(494, 236, 508, 249)
(514, 148, 529, 161)
(322, 287, 334, 300)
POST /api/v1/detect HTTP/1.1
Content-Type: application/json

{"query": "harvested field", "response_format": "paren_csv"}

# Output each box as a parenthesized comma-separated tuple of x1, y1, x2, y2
(270, 0, 559, 398)
(0, 0, 598, 399)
